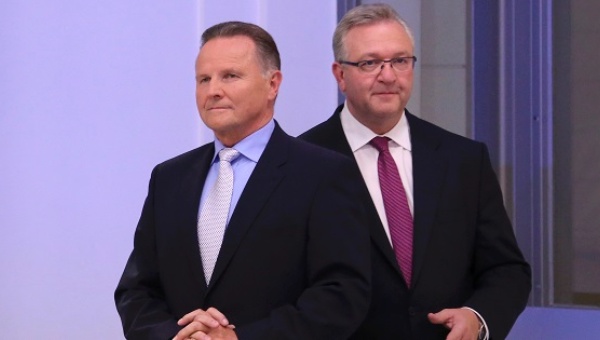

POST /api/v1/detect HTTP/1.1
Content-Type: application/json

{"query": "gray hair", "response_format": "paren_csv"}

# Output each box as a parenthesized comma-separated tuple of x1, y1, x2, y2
(201, 21, 281, 73)
(333, 3, 415, 61)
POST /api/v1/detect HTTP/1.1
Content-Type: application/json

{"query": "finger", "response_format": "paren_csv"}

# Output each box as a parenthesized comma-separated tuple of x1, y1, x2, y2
(193, 331, 211, 340)
(428, 311, 447, 324)
(444, 326, 462, 340)
(445, 321, 472, 340)
(173, 324, 210, 340)
(192, 312, 221, 328)
(178, 309, 203, 326)
(428, 310, 453, 328)
(188, 331, 210, 340)
(205, 307, 229, 326)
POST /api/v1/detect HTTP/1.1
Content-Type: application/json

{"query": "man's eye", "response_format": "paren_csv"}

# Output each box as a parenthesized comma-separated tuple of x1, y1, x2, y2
(394, 58, 408, 64)
(361, 60, 377, 66)
(224, 73, 238, 80)
(197, 77, 209, 84)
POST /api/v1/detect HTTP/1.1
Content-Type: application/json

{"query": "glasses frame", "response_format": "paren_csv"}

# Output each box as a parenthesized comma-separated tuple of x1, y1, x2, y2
(339, 56, 418, 73)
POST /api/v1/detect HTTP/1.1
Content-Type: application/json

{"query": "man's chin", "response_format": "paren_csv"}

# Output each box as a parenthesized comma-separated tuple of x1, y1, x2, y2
(370, 103, 403, 117)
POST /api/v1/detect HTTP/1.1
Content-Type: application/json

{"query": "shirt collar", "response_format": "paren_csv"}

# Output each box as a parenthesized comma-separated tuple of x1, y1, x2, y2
(212, 119, 275, 163)
(340, 101, 412, 152)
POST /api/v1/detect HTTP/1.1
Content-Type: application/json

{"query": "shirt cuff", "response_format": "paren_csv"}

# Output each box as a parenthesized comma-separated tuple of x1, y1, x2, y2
(461, 306, 489, 340)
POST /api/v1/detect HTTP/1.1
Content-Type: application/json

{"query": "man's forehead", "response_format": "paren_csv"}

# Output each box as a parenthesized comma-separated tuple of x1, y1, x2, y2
(344, 22, 412, 53)
(197, 36, 256, 65)
(346, 21, 408, 39)
(202, 35, 255, 51)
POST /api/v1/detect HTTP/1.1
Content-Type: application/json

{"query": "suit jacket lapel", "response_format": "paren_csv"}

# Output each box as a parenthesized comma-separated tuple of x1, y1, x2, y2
(307, 107, 403, 278)
(178, 144, 214, 292)
(305, 107, 449, 289)
(207, 124, 287, 290)
(406, 112, 447, 287)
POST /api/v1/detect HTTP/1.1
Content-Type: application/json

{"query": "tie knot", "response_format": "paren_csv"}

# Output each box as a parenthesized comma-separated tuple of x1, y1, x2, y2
(370, 136, 391, 153)
(218, 148, 240, 163)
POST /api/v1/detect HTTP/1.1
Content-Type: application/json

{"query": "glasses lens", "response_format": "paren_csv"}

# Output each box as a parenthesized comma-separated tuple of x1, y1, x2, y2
(359, 60, 381, 72)
(392, 58, 411, 71)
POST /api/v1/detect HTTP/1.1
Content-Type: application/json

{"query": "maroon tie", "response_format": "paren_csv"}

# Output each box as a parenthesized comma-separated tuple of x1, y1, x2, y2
(370, 136, 413, 286)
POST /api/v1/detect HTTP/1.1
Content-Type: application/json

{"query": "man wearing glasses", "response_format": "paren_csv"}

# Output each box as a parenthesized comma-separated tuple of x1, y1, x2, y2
(301, 3, 531, 339)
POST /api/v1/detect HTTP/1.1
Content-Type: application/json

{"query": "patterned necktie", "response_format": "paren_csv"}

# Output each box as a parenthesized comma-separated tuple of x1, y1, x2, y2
(198, 148, 240, 285)
(370, 136, 413, 287)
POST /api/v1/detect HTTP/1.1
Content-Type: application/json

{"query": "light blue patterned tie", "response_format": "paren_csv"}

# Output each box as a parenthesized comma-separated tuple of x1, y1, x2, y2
(198, 148, 240, 285)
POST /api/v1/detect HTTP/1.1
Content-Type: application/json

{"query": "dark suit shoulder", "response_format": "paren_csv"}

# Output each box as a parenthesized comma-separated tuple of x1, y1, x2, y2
(299, 108, 353, 157)
(148, 144, 212, 175)
(406, 111, 487, 156)
(286, 136, 355, 172)
(299, 119, 334, 144)
(289, 136, 346, 157)
(299, 105, 343, 143)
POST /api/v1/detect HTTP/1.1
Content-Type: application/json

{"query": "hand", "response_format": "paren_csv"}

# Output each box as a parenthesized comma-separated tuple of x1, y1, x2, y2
(205, 325, 238, 340)
(428, 308, 480, 340)
(173, 307, 233, 340)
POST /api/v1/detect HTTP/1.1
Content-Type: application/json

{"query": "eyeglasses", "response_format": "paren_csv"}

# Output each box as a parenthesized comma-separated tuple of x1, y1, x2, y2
(339, 56, 417, 73)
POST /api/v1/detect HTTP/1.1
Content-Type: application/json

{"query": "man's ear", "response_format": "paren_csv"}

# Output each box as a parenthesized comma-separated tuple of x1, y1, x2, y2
(332, 62, 346, 93)
(268, 70, 283, 100)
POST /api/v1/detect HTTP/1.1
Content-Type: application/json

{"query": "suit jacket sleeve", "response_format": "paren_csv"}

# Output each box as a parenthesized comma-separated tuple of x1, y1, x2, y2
(115, 165, 180, 340)
(464, 145, 531, 339)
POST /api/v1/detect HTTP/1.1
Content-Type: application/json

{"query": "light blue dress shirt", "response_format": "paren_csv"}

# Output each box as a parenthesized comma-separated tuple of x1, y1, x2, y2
(198, 120, 275, 224)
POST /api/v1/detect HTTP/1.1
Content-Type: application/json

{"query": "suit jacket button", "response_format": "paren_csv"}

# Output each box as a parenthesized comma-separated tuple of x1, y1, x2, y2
(408, 307, 416, 316)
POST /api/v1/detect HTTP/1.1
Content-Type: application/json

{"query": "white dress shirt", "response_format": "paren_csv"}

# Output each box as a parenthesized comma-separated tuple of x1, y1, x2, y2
(340, 103, 413, 245)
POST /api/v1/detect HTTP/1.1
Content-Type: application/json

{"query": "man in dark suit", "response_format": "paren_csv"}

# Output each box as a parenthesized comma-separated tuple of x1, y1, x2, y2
(300, 4, 531, 339)
(115, 21, 370, 340)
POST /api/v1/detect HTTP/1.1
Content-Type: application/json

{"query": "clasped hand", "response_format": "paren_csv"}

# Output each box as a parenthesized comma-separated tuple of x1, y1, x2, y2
(173, 307, 237, 340)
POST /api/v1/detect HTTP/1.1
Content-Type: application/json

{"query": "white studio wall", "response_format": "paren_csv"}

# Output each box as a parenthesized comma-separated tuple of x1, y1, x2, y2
(0, 1, 337, 338)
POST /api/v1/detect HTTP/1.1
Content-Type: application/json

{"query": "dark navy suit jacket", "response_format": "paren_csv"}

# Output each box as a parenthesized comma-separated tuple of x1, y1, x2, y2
(300, 105, 531, 339)
(115, 123, 371, 340)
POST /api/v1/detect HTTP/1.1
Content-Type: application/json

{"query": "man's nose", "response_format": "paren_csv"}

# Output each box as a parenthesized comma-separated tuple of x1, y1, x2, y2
(377, 63, 397, 83)
(207, 79, 224, 96)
